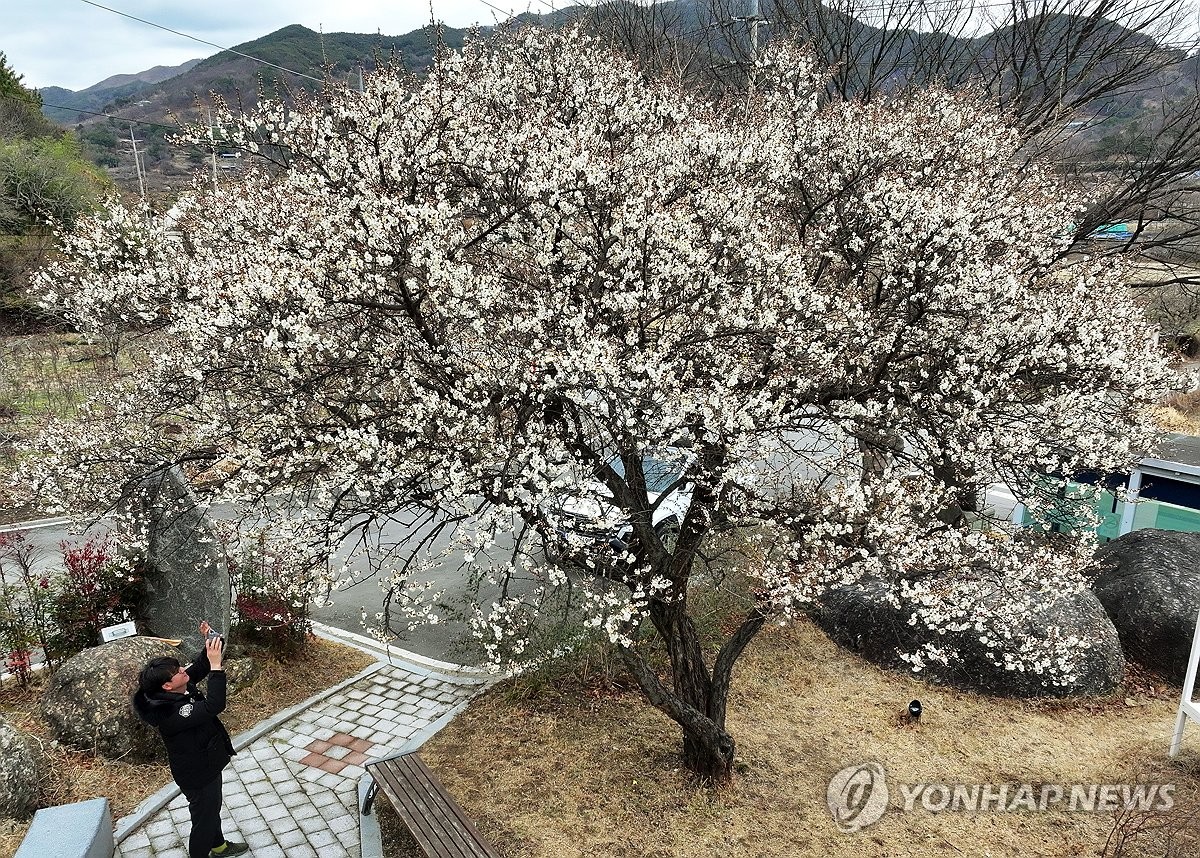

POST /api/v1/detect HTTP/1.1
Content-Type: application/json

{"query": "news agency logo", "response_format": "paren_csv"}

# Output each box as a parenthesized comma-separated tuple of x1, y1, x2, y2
(827, 763, 890, 834)
(826, 763, 1175, 834)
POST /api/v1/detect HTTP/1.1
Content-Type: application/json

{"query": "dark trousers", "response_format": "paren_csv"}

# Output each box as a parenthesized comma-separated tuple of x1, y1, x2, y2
(181, 776, 225, 858)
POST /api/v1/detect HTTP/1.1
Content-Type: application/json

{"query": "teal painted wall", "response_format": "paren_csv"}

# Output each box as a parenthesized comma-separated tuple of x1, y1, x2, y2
(1016, 486, 1200, 539)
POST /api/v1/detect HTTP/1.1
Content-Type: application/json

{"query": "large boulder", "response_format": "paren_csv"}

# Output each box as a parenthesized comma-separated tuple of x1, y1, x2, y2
(222, 655, 259, 696)
(1091, 529, 1200, 682)
(128, 467, 231, 652)
(812, 576, 1125, 697)
(40, 636, 181, 761)
(0, 715, 47, 816)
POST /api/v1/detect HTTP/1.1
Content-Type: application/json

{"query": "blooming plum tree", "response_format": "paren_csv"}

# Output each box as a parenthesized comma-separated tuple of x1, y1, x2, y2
(29, 27, 1172, 779)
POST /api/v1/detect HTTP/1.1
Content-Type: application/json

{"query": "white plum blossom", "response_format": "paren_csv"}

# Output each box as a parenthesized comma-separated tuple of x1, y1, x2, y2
(25, 27, 1173, 778)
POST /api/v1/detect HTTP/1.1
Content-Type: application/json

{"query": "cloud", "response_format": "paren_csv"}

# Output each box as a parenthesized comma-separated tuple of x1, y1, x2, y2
(7, 0, 528, 91)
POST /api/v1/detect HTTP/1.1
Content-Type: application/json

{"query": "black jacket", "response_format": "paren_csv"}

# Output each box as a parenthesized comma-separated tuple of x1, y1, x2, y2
(132, 649, 236, 792)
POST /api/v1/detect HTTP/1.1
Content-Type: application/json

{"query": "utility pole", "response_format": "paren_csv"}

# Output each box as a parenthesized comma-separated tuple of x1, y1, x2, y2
(123, 125, 146, 204)
(734, 0, 766, 91)
(747, 0, 763, 90)
(319, 23, 328, 91)
(748, 0, 762, 59)
(207, 108, 219, 194)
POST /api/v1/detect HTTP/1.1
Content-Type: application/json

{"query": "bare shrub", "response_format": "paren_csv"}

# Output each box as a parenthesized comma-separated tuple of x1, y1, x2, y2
(1103, 762, 1200, 858)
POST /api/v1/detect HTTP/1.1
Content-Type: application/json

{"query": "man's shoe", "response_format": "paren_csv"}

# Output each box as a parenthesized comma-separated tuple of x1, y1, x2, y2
(209, 842, 249, 858)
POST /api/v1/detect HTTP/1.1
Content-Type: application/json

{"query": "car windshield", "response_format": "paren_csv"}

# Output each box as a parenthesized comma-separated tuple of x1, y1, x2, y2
(606, 454, 685, 494)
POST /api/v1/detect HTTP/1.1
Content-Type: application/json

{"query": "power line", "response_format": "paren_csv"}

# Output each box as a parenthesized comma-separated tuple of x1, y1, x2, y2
(490, 0, 1200, 56)
(75, 0, 1200, 101)
(17, 1, 1194, 171)
(0, 91, 184, 132)
(472, 0, 549, 24)
(0, 91, 244, 174)
(668, 5, 1200, 60)
(76, 0, 326, 85)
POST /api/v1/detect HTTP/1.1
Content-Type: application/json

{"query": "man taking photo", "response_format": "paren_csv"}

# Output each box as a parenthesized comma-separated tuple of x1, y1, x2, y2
(133, 621, 248, 858)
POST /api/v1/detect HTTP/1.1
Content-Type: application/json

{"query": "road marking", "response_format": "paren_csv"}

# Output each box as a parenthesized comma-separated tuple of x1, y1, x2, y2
(0, 516, 72, 533)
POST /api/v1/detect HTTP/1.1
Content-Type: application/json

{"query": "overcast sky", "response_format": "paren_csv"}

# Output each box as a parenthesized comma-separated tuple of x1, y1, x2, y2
(7, 0, 554, 91)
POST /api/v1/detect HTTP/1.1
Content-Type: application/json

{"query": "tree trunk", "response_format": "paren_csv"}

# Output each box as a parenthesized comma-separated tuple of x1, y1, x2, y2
(617, 578, 769, 783)
(680, 714, 737, 780)
(619, 632, 739, 781)
(651, 596, 736, 779)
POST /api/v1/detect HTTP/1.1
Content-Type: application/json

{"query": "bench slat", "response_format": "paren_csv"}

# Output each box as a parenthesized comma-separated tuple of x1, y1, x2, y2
(374, 757, 493, 858)
(376, 761, 476, 858)
(368, 753, 500, 858)
(406, 756, 495, 858)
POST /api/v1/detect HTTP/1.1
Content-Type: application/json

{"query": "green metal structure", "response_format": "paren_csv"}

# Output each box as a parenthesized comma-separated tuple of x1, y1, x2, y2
(1011, 434, 1200, 540)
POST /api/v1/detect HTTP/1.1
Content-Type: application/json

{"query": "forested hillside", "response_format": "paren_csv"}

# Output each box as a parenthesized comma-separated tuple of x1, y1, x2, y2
(41, 2, 1200, 204)
(39, 58, 202, 126)
(0, 53, 106, 329)
(60, 23, 470, 196)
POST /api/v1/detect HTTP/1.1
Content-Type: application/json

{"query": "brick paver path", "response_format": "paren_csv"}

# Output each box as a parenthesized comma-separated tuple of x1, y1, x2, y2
(115, 660, 487, 858)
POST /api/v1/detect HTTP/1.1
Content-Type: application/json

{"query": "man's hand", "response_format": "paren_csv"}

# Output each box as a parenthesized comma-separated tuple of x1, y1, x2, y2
(205, 633, 224, 670)
(199, 620, 212, 637)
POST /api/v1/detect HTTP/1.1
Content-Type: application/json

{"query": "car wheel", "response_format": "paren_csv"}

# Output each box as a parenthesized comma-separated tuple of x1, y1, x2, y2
(654, 517, 681, 552)
(541, 532, 564, 565)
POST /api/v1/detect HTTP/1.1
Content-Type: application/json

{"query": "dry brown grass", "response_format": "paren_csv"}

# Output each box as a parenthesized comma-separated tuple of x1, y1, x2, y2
(415, 620, 1200, 858)
(0, 637, 374, 858)
(376, 794, 424, 858)
(1, 334, 86, 524)
(1156, 389, 1200, 435)
(0, 332, 145, 524)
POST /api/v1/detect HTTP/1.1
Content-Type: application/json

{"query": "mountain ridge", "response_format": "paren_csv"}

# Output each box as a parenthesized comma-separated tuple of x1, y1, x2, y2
(36, 3, 1192, 200)
(87, 60, 205, 92)
(38, 58, 203, 125)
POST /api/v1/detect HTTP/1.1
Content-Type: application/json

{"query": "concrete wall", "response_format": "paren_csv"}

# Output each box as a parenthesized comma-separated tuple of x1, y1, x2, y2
(14, 798, 112, 858)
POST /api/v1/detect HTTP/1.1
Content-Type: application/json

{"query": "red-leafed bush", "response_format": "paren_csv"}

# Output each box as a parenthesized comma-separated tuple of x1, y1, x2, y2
(0, 532, 57, 685)
(50, 533, 142, 660)
(229, 530, 315, 659)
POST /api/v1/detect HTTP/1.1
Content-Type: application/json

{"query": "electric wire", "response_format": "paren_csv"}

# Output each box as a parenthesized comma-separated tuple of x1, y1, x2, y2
(534, 0, 1200, 51)
(1, 92, 184, 132)
(76, 0, 326, 84)
(65, 0, 1200, 101)
(19, 0, 1197, 201)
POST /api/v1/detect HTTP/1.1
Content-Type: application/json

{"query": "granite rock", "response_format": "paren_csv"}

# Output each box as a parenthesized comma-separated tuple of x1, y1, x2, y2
(813, 574, 1125, 697)
(220, 655, 259, 696)
(40, 636, 181, 761)
(0, 715, 46, 816)
(1091, 529, 1200, 682)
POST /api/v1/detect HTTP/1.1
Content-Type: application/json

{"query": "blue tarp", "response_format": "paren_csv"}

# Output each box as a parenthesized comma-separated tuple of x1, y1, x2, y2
(1087, 223, 1133, 240)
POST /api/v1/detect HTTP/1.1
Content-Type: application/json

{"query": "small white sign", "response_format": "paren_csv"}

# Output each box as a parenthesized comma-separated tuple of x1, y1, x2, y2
(100, 621, 138, 643)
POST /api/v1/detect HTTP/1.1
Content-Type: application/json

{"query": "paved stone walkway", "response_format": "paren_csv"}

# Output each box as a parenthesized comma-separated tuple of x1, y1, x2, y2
(114, 645, 488, 858)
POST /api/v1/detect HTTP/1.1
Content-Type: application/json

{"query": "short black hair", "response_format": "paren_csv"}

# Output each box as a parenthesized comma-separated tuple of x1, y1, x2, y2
(138, 656, 181, 693)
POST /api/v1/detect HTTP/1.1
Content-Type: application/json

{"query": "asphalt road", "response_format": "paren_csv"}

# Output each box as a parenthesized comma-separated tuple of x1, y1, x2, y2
(0, 511, 536, 666)
(309, 511, 535, 664)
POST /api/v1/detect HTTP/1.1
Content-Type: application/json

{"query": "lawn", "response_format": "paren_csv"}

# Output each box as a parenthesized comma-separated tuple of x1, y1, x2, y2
(6, 323, 1200, 858)
(403, 619, 1200, 858)
(0, 332, 126, 525)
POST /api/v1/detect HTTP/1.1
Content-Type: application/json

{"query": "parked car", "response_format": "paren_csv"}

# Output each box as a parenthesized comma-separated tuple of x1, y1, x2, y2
(541, 448, 694, 559)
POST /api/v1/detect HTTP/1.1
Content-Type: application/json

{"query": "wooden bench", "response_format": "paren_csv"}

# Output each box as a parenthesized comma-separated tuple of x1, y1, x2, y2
(362, 751, 500, 858)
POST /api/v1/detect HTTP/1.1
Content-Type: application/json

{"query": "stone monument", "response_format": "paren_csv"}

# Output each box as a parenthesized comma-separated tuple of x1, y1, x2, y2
(128, 466, 230, 652)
